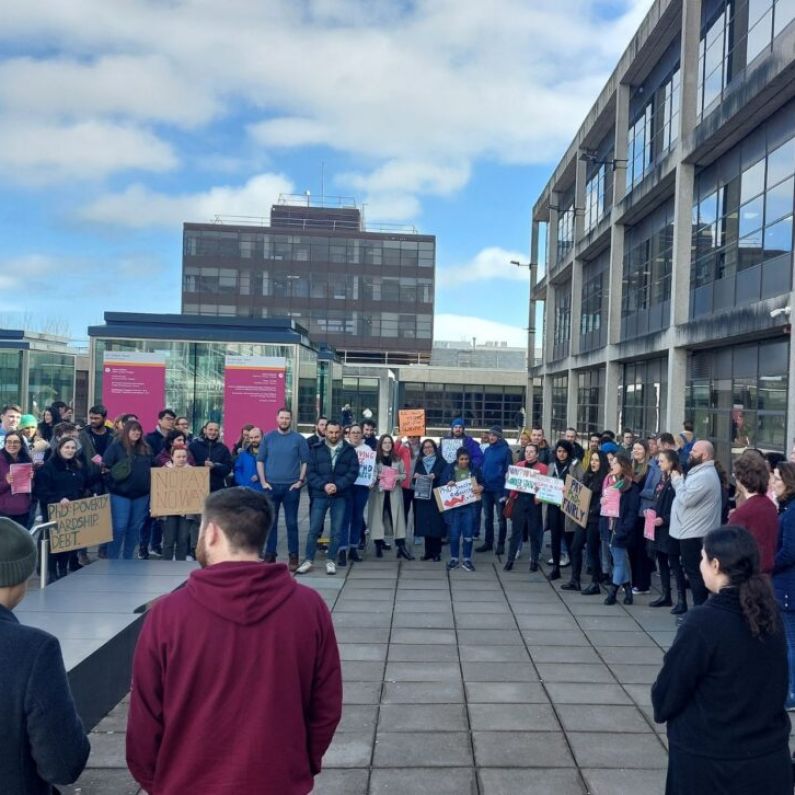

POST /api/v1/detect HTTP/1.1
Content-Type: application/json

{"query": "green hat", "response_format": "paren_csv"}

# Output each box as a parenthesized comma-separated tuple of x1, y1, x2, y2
(19, 414, 37, 429)
(0, 518, 37, 587)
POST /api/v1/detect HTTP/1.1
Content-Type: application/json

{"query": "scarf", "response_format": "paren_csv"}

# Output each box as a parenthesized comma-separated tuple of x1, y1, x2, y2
(422, 454, 436, 473)
(326, 440, 343, 467)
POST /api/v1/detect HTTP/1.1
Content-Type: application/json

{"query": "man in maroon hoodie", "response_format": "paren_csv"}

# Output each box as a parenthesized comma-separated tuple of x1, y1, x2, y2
(126, 487, 342, 794)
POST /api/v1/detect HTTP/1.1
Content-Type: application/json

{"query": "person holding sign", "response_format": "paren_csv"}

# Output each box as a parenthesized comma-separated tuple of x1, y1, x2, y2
(342, 424, 371, 564)
(545, 441, 584, 581)
(476, 426, 513, 555)
(504, 443, 547, 572)
(0, 431, 33, 527)
(35, 436, 89, 579)
(412, 439, 446, 562)
(603, 452, 640, 606)
(440, 448, 484, 572)
(160, 447, 200, 562)
(368, 434, 412, 560)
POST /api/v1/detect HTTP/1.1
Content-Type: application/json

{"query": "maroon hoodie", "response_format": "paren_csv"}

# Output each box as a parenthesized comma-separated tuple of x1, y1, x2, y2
(126, 561, 342, 795)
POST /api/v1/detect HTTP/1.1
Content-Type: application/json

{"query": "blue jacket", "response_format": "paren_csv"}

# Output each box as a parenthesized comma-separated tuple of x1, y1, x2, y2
(0, 605, 90, 793)
(445, 433, 484, 468)
(306, 441, 359, 498)
(481, 438, 513, 492)
(773, 497, 795, 611)
(233, 449, 264, 492)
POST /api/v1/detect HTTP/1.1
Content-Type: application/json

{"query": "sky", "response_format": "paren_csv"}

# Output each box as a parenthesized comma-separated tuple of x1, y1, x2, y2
(0, 0, 652, 346)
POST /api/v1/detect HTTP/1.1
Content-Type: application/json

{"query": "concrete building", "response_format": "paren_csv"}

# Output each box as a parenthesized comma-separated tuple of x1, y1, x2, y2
(530, 0, 795, 465)
(182, 195, 435, 365)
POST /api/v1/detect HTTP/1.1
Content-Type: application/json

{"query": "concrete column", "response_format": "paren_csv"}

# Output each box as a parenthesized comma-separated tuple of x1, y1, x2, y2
(666, 347, 688, 433)
(613, 83, 630, 205)
(605, 224, 625, 345)
(543, 283, 557, 367)
(566, 367, 579, 432)
(670, 162, 695, 326)
(603, 360, 622, 434)
(679, 0, 703, 141)
(542, 374, 553, 437)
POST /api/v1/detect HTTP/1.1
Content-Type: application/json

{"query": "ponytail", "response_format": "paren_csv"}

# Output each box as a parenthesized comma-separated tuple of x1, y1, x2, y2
(738, 574, 779, 638)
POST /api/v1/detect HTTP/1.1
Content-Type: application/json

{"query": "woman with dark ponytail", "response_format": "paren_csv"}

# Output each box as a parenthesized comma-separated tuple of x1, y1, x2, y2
(652, 525, 792, 794)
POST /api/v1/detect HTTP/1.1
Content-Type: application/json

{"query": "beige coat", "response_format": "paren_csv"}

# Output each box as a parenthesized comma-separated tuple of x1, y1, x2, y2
(367, 459, 407, 540)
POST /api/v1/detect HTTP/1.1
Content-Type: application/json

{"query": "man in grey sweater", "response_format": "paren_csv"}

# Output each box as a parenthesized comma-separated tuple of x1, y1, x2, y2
(669, 440, 722, 605)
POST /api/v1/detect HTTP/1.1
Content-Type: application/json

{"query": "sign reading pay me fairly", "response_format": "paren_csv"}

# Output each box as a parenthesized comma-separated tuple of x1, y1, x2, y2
(150, 467, 210, 517)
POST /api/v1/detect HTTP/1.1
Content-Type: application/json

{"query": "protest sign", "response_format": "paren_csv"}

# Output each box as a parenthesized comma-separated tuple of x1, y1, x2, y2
(414, 474, 433, 500)
(434, 478, 481, 512)
(48, 495, 112, 552)
(354, 446, 377, 486)
(150, 467, 210, 517)
(600, 479, 620, 518)
(643, 509, 657, 541)
(10, 463, 33, 495)
(398, 409, 426, 437)
(561, 475, 592, 528)
(504, 466, 563, 505)
(378, 465, 400, 492)
(440, 438, 460, 464)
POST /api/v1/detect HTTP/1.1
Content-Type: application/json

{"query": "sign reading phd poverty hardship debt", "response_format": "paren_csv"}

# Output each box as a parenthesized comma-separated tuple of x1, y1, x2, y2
(150, 467, 210, 517)
(561, 475, 592, 529)
(48, 495, 113, 553)
(398, 409, 426, 437)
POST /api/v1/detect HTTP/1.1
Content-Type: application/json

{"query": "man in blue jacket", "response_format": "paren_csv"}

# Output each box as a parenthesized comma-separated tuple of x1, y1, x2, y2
(296, 421, 359, 576)
(0, 517, 90, 793)
(476, 426, 513, 554)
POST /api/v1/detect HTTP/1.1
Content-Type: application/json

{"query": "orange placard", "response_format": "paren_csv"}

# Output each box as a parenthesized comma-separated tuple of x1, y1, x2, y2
(399, 409, 426, 437)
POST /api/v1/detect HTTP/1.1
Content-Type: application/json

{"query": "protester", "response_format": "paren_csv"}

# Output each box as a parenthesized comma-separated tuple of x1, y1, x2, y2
(771, 462, 795, 708)
(571, 450, 608, 594)
(368, 434, 413, 560)
(604, 452, 640, 606)
(308, 416, 328, 448)
(504, 443, 546, 572)
(145, 409, 177, 458)
(648, 450, 685, 611)
(0, 404, 22, 450)
(257, 408, 309, 570)
(0, 431, 33, 527)
(621, 429, 635, 451)
(37, 406, 56, 443)
(441, 448, 484, 572)
(631, 439, 659, 595)
(79, 405, 112, 491)
(412, 438, 446, 562)
(103, 420, 152, 560)
(18, 414, 38, 448)
(729, 450, 779, 574)
(668, 440, 723, 606)
(189, 422, 232, 492)
(50, 401, 73, 423)
(476, 426, 512, 555)
(530, 426, 553, 466)
(174, 416, 192, 441)
(35, 436, 88, 579)
(564, 427, 585, 463)
(677, 421, 697, 470)
(394, 435, 420, 536)
(342, 424, 368, 563)
(545, 440, 583, 579)
(234, 426, 264, 492)
(232, 424, 254, 457)
(652, 525, 792, 794)
(361, 418, 377, 451)
(0, 517, 90, 793)
(447, 418, 484, 467)
(154, 430, 196, 468)
(127, 488, 342, 794)
(297, 421, 358, 575)
(160, 446, 200, 562)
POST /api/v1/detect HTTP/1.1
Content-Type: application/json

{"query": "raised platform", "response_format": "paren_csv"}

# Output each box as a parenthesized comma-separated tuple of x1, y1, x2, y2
(17, 560, 197, 730)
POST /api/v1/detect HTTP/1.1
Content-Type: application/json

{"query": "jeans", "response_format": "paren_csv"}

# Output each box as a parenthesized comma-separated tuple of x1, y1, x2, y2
(305, 494, 347, 561)
(447, 504, 475, 561)
(610, 544, 631, 586)
(482, 489, 507, 547)
(108, 494, 150, 559)
(782, 610, 795, 708)
(264, 484, 301, 556)
(679, 536, 709, 605)
(345, 485, 370, 550)
(599, 517, 613, 579)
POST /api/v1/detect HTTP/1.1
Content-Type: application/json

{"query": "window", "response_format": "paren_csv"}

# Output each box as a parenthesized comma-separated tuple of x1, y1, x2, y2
(584, 163, 609, 233)
(552, 282, 571, 361)
(580, 252, 608, 352)
(576, 368, 605, 436)
(556, 197, 575, 264)
(618, 357, 667, 439)
(550, 375, 569, 440)
(747, 0, 795, 63)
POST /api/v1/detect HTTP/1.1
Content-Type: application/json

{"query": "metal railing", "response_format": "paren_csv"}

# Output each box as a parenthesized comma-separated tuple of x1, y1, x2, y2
(29, 521, 58, 590)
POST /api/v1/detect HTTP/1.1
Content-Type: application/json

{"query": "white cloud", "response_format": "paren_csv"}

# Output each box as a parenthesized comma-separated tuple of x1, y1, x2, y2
(436, 247, 531, 288)
(77, 173, 295, 228)
(434, 314, 527, 347)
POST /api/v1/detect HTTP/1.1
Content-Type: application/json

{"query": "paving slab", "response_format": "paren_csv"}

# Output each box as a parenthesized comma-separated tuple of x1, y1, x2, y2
(378, 703, 468, 732)
(381, 681, 465, 704)
(581, 767, 666, 795)
(472, 731, 576, 767)
(468, 702, 561, 731)
(478, 768, 585, 794)
(458, 644, 531, 662)
(461, 661, 538, 682)
(527, 645, 602, 664)
(567, 732, 668, 768)
(313, 768, 370, 794)
(373, 731, 473, 767)
(369, 767, 476, 794)
(465, 682, 550, 704)
(387, 643, 459, 662)
(555, 704, 654, 734)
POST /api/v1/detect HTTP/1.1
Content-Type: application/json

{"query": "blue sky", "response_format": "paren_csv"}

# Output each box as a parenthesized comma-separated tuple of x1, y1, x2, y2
(0, 0, 651, 345)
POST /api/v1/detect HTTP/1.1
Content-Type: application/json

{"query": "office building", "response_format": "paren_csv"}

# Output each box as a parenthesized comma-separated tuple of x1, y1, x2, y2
(530, 0, 795, 465)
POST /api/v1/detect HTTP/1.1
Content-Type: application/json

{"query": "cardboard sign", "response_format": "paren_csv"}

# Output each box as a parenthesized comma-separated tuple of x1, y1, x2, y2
(399, 409, 426, 437)
(414, 474, 433, 500)
(504, 466, 563, 505)
(600, 478, 620, 518)
(48, 495, 112, 552)
(150, 466, 210, 517)
(440, 438, 460, 463)
(643, 508, 657, 541)
(10, 463, 33, 495)
(561, 475, 592, 528)
(354, 445, 377, 486)
(434, 478, 481, 512)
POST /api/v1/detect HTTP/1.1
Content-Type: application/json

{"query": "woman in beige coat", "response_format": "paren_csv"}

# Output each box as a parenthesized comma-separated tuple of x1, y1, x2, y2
(368, 434, 413, 560)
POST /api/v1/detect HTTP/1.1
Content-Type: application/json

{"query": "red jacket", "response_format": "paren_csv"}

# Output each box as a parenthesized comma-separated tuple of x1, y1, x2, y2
(126, 561, 342, 795)
(393, 440, 413, 488)
(729, 494, 780, 575)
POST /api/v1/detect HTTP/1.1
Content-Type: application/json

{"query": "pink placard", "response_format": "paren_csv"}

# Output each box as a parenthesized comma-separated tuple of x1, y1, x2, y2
(102, 352, 166, 431)
(379, 466, 399, 492)
(223, 356, 286, 441)
(600, 479, 620, 518)
(643, 508, 657, 541)
(10, 463, 33, 495)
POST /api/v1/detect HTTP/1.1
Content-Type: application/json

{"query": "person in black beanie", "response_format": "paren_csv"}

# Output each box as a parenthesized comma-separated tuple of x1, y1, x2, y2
(0, 517, 90, 793)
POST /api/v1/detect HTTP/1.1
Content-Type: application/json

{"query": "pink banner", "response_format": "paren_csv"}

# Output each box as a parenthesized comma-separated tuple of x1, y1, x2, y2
(102, 352, 166, 431)
(223, 356, 286, 441)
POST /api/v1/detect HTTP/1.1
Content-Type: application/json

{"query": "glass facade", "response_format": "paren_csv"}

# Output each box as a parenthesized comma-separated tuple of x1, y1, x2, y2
(332, 376, 381, 426)
(584, 164, 612, 233)
(687, 338, 788, 464)
(92, 338, 317, 434)
(552, 281, 571, 361)
(550, 374, 569, 439)
(621, 199, 674, 339)
(747, 0, 795, 63)
(576, 368, 605, 436)
(618, 357, 668, 438)
(691, 101, 795, 315)
(556, 194, 575, 265)
(27, 352, 75, 416)
(0, 350, 22, 408)
(398, 382, 525, 431)
(580, 251, 608, 353)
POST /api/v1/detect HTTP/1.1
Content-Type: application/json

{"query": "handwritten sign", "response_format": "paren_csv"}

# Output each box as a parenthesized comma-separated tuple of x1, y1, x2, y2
(354, 446, 377, 486)
(150, 466, 210, 517)
(10, 463, 33, 495)
(414, 474, 433, 500)
(600, 477, 620, 518)
(399, 409, 425, 437)
(441, 438, 460, 464)
(643, 508, 657, 541)
(561, 475, 592, 528)
(504, 466, 563, 505)
(48, 494, 112, 552)
(434, 478, 481, 512)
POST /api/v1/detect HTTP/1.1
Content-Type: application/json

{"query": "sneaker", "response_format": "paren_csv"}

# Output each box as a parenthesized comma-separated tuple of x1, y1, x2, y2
(151, 544, 163, 557)
(560, 553, 571, 568)
(137, 548, 149, 560)
(326, 561, 337, 575)
(632, 587, 650, 595)
(295, 560, 313, 574)
(288, 554, 300, 573)
(462, 559, 476, 572)
(337, 550, 347, 567)
(446, 558, 459, 570)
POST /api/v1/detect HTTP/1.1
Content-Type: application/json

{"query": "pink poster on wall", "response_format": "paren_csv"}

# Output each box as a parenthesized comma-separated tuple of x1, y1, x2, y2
(223, 356, 286, 440)
(102, 352, 166, 431)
